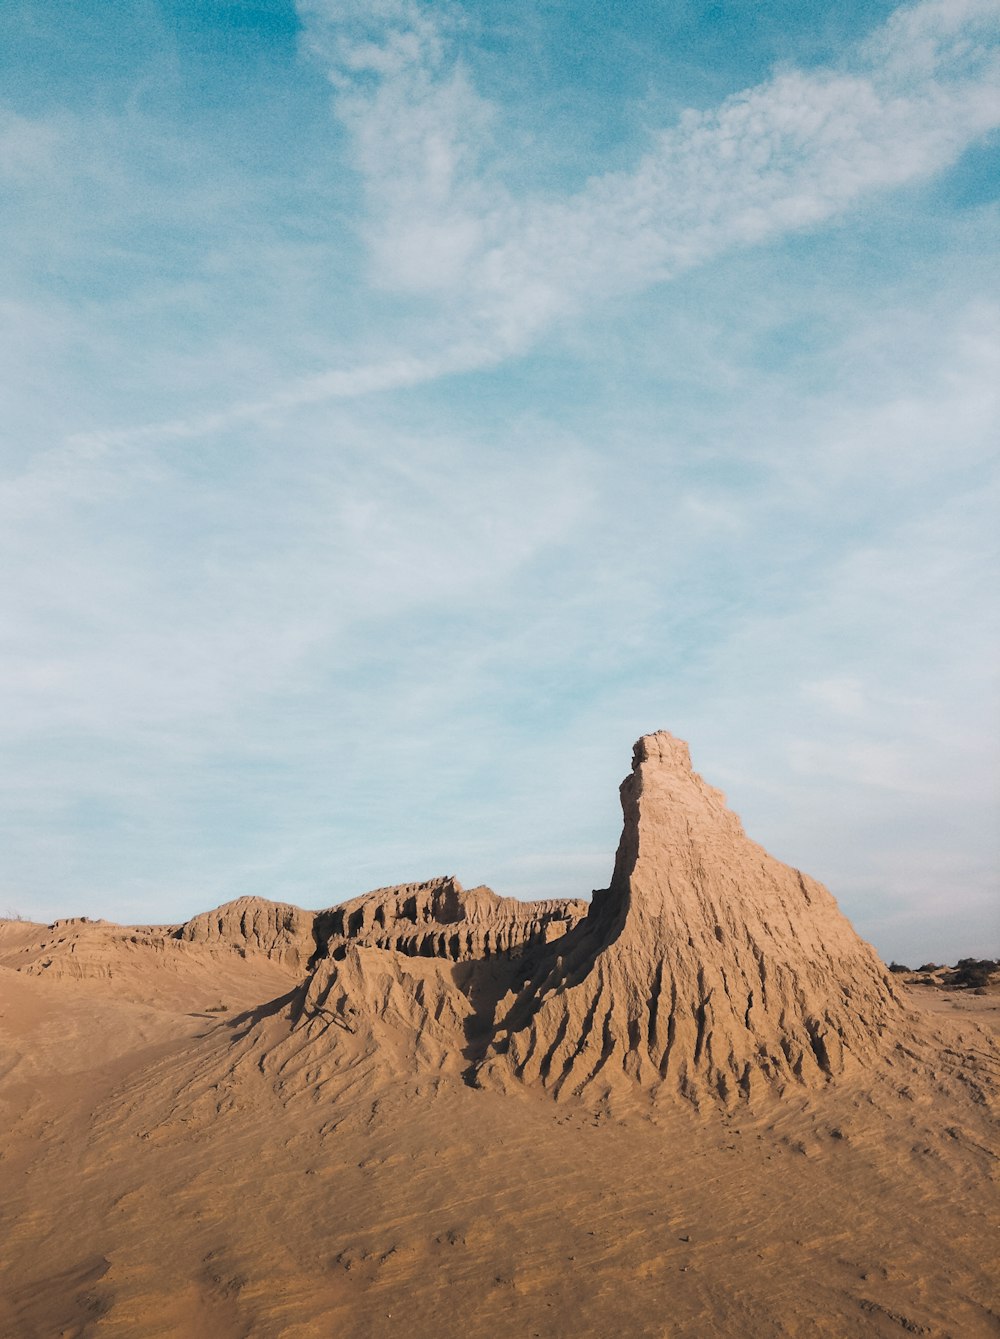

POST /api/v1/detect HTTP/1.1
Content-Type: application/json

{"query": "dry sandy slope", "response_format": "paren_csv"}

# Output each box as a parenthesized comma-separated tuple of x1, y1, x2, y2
(0, 921, 997, 1339)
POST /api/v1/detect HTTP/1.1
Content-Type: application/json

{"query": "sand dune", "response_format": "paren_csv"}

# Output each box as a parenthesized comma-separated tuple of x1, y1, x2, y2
(1, 733, 997, 1337)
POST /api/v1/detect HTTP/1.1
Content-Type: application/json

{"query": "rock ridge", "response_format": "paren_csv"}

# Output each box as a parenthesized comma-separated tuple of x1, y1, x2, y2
(174, 881, 587, 974)
(316, 877, 587, 963)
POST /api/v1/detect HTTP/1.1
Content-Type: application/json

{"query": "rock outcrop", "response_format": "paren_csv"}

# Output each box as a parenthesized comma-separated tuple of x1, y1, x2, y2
(316, 877, 587, 962)
(476, 731, 902, 1106)
(174, 882, 586, 976)
(177, 896, 317, 970)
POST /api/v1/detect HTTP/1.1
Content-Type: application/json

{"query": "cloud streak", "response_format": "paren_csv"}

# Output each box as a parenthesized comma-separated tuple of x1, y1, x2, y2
(42, 0, 1000, 453)
(301, 0, 1000, 351)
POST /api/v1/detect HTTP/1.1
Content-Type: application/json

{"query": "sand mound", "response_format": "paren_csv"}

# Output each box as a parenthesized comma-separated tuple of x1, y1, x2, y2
(0, 914, 300, 1013)
(477, 732, 903, 1106)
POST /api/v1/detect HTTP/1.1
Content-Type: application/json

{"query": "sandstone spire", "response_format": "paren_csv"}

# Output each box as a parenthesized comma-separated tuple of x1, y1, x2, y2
(477, 731, 901, 1105)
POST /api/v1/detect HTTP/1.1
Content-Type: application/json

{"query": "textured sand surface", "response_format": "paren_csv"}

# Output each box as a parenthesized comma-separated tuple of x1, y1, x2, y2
(1, 733, 997, 1337)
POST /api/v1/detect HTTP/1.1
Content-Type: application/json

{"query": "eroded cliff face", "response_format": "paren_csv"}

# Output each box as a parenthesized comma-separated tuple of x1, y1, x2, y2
(476, 732, 902, 1106)
(177, 897, 317, 971)
(316, 878, 587, 962)
(175, 882, 586, 973)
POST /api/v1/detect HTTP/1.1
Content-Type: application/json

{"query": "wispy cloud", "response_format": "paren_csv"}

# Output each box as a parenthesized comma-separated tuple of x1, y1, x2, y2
(29, 0, 998, 452)
(300, 0, 1000, 353)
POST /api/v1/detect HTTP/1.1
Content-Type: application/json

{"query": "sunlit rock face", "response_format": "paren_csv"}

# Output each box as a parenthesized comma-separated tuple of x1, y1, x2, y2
(316, 877, 588, 963)
(177, 897, 317, 971)
(476, 731, 901, 1107)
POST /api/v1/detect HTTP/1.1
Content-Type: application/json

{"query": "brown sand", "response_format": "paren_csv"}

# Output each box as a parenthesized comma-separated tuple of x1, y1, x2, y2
(1, 733, 997, 1337)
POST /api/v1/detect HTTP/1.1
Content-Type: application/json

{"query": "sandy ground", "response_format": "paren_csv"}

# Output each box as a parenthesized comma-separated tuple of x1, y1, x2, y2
(1, 919, 998, 1339)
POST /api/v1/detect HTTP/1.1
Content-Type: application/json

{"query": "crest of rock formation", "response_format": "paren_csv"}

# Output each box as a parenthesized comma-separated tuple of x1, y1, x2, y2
(177, 896, 317, 970)
(476, 731, 902, 1105)
(316, 877, 587, 962)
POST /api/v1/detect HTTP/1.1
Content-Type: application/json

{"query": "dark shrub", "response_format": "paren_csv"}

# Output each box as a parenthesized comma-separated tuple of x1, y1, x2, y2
(949, 959, 998, 989)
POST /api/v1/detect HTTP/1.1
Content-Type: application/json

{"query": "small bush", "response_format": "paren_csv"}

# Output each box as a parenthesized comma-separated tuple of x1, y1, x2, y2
(888, 962, 911, 974)
(916, 963, 940, 974)
(949, 959, 998, 990)
(205, 1002, 229, 1013)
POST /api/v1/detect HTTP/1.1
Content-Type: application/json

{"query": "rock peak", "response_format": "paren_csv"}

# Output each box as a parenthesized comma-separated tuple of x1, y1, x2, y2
(478, 729, 901, 1106)
(632, 730, 692, 770)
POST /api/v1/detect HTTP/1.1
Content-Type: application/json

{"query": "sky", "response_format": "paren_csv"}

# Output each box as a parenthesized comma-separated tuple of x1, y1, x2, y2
(1, 0, 998, 964)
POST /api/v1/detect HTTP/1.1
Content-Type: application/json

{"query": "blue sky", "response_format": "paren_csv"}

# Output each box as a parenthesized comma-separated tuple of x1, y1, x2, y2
(1, 0, 998, 963)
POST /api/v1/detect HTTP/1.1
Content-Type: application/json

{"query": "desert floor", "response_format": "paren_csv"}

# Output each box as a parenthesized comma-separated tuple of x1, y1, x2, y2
(1, 919, 997, 1339)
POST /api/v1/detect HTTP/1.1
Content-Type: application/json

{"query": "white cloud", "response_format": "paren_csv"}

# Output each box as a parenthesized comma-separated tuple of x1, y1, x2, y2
(0, 411, 595, 743)
(788, 737, 929, 792)
(298, 0, 1000, 359)
(20, 0, 994, 454)
(62, 343, 501, 456)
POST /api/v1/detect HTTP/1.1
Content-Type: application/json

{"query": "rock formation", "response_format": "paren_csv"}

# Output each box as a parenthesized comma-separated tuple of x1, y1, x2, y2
(237, 730, 903, 1112)
(316, 877, 587, 962)
(5, 733, 999, 1339)
(476, 731, 902, 1105)
(177, 896, 317, 970)
(174, 881, 586, 973)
